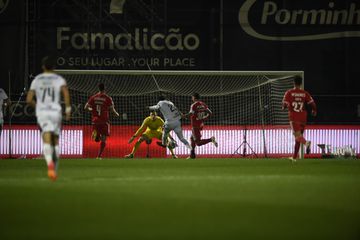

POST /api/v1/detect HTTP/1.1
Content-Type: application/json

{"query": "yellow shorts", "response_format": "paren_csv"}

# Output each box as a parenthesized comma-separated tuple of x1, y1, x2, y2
(142, 129, 162, 140)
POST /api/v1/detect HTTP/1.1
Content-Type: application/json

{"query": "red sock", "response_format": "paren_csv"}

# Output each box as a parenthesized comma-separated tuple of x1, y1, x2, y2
(195, 138, 212, 146)
(190, 137, 196, 149)
(98, 142, 106, 157)
(293, 141, 300, 159)
(295, 136, 306, 144)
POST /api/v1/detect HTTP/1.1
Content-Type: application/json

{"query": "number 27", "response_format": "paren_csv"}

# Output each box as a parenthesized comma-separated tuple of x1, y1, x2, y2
(292, 102, 303, 112)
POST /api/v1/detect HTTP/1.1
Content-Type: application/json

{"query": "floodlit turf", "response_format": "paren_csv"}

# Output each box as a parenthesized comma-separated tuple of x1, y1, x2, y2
(0, 158, 360, 240)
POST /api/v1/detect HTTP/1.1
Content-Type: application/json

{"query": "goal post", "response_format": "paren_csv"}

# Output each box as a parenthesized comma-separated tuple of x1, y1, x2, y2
(55, 70, 303, 158)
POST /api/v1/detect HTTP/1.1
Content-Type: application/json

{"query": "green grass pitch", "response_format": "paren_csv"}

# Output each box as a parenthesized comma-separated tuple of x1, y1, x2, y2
(0, 158, 359, 240)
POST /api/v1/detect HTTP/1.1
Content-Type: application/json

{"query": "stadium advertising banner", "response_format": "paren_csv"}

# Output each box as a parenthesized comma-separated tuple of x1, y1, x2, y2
(55, 26, 201, 69)
(223, 0, 360, 95)
(34, 1, 220, 70)
(32, 1, 359, 92)
(1, 125, 359, 158)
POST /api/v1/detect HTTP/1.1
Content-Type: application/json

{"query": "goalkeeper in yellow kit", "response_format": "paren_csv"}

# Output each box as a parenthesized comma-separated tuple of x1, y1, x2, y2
(125, 111, 178, 158)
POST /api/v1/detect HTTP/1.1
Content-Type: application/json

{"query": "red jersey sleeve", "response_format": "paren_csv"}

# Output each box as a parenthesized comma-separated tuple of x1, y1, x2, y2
(282, 90, 291, 109)
(87, 96, 95, 108)
(305, 91, 317, 113)
(107, 96, 114, 107)
(305, 91, 314, 104)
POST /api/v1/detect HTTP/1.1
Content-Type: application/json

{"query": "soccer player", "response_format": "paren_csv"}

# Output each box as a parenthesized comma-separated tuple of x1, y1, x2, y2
(0, 88, 11, 137)
(282, 76, 317, 162)
(183, 92, 218, 159)
(26, 56, 71, 181)
(125, 111, 178, 158)
(149, 95, 192, 151)
(84, 83, 120, 159)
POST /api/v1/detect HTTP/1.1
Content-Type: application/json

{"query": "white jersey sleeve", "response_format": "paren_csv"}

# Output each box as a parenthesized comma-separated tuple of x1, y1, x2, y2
(149, 103, 160, 111)
(0, 88, 9, 120)
(189, 103, 195, 114)
(31, 73, 67, 115)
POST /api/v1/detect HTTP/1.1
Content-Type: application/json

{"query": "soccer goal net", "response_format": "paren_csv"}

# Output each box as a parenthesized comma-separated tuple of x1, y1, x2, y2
(56, 70, 302, 158)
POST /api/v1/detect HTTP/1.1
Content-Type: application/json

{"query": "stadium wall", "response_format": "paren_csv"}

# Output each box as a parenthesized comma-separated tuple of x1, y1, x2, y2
(1, 125, 359, 159)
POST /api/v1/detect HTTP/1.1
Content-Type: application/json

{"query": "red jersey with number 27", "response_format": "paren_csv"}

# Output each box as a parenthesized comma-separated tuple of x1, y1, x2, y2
(282, 88, 315, 123)
(189, 101, 211, 128)
(87, 93, 114, 124)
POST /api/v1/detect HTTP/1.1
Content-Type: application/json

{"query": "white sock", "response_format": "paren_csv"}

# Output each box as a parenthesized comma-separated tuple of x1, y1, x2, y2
(43, 143, 53, 166)
(55, 145, 60, 159)
(54, 145, 60, 171)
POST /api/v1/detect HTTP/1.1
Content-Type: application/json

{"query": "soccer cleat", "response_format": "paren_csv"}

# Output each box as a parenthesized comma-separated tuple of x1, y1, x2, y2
(187, 151, 196, 159)
(172, 155, 178, 159)
(288, 157, 297, 163)
(211, 136, 218, 147)
(47, 162, 57, 181)
(305, 141, 311, 154)
(96, 157, 102, 160)
(168, 140, 178, 149)
(125, 153, 134, 158)
(156, 141, 167, 148)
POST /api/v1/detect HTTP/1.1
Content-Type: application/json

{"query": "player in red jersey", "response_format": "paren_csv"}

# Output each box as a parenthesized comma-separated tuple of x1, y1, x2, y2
(183, 92, 218, 159)
(282, 76, 317, 161)
(84, 83, 120, 159)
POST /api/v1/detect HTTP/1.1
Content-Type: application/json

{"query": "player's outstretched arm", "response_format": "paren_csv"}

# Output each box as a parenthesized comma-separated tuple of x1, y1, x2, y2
(110, 106, 120, 117)
(61, 85, 71, 121)
(84, 102, 92, 111)
(309, 102, 317, 116)
(149, 104, 159, 110)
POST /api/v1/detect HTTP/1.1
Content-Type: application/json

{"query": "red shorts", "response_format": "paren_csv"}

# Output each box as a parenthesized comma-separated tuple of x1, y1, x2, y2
(93, 123, 110, 136)
(191, 127, 203, 141)
(290, 121, 306, 133)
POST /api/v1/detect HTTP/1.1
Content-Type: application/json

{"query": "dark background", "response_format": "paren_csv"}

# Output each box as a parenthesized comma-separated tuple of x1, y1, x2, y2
(0, 0, 359, 124)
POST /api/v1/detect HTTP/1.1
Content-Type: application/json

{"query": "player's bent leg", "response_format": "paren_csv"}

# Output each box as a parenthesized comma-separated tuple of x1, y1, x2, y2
(192, 128, 213, 147)
(174, 125, 192, 150)
(211, 136, 218, 147)
(50, 133, 60, 172)
(194, 138, 212, 146)
(126, 136, 146, 158)
(305, 140, 311, 154)
(37, 114, 61, 181)
(167, 134, 178, 148)
(161, 125, 171, 146)
(97, 135, 107, 159)
(188, 136, 196, 159)
(42, 132, 57, 181)
(168, 147, 178, 159)
(92, 129, 100, 142)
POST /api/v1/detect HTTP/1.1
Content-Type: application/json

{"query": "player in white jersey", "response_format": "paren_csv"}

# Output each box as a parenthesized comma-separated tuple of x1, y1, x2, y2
(26, 56, 71, 181)
(149, 95, 192, 151)
(0, 88, 11, 137)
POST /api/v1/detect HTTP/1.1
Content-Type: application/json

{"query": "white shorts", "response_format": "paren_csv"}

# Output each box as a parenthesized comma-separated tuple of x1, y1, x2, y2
(164, 120, 184, 139)
(164, 120, 181, 132)
(37, 111, 62, 136)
